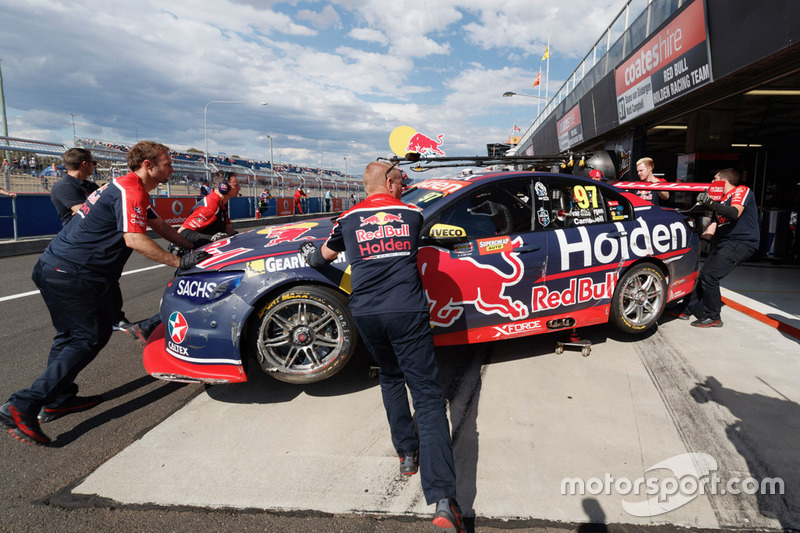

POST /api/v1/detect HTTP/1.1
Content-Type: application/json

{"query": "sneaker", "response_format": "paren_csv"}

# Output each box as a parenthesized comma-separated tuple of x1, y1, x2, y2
(691, 317, 723, 328)
(432, 498, 464, 533)
(123, 323, 148, 347)
(399, 451, 419, 476)
(38, 394, 103, 423)
(1, 402, 51, 445)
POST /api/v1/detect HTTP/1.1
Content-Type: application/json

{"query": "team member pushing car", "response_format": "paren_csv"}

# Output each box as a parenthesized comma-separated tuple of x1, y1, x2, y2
(0, 141, 210, 446)
(676, 168, 760, 327)
(179, 170, 240, 246)
(300, 161, 464, 532)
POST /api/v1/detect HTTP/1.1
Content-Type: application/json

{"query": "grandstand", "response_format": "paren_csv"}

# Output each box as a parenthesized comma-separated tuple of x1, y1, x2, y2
(2, 135, 363, 199)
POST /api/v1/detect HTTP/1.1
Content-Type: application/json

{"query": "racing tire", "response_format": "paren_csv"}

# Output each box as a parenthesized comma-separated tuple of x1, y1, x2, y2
(249, 285, 358, 384)
(610, 263, 667, 334)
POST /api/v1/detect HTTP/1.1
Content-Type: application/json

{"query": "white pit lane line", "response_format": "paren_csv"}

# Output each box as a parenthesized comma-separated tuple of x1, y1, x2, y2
(0, 264, 166, 303)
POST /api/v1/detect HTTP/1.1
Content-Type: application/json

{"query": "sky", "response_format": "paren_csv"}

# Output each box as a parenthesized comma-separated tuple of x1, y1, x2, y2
(0, 0, 629, 178)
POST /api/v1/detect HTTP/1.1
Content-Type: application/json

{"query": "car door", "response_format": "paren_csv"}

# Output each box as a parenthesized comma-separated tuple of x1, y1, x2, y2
(418, 177, 549, 344)
(536, 176, 636, 327)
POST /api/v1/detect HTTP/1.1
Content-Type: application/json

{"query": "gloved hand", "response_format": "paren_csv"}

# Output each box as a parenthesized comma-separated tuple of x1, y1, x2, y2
(697, 191, 712, 206)
(167, 243, 187, 257)
(299, 242, 333, 268)
(179, 250, 212, 271)
(211, 232, 230, 242)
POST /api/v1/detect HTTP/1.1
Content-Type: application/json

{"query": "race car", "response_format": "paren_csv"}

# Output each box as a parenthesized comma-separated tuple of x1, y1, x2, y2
(143, 168, 700, 385)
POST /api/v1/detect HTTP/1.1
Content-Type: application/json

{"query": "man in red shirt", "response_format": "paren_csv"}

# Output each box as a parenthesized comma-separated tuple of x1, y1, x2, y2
(179, 171, 240, 245)
(636, 157, 669, 204)
(293, 186, 308, 214)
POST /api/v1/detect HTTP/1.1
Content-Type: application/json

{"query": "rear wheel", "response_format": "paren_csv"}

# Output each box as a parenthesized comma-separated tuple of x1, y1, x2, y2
(249, 285, 357, 384)
(610, 264, 666, 334)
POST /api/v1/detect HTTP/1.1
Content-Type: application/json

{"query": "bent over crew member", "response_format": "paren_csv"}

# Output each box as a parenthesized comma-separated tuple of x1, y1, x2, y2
(0, 141, 209, 446)
(680, 168, 760, 327)
(300, 161, 464, 532)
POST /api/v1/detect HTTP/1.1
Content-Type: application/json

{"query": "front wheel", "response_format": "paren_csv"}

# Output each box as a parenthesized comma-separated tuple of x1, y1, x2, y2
(610, 264, 666, 334)
(249, 285, 357, 384)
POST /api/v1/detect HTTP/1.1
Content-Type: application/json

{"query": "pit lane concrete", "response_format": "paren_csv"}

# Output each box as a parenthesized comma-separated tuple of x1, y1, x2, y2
(69, 272, 800, 530)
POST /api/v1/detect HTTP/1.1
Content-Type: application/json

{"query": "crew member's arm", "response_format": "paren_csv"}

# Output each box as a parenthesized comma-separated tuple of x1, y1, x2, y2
(148, 215, 194, 249)
(124, 232, 180, 268)
(299, 242, 338, 268)
(698, 192, 742, 219)
(658, 190, 669, 201)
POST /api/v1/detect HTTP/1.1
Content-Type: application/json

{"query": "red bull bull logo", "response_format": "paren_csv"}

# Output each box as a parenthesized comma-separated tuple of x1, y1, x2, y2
(360, 211, 404, 226)
(389, 125, 447, 158)
(405, 132, 446, 157)
(418, 237, 528, 328)
(258, 222, 317, 247)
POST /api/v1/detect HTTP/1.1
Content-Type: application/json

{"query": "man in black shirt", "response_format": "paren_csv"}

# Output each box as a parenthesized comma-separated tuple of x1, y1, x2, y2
(50, 148, 100, 226)
(301, 161, 463, 532)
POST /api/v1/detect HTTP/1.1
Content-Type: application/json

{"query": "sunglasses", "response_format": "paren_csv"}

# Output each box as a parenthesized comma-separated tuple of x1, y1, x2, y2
(385, 161, 399, 181)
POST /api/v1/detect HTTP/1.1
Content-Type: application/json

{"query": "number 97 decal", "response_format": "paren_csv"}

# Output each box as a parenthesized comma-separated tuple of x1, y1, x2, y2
(573, 185, 598, 209)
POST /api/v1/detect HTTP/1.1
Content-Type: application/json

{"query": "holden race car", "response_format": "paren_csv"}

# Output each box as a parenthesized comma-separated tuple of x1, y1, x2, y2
(143, 168, 700, 385)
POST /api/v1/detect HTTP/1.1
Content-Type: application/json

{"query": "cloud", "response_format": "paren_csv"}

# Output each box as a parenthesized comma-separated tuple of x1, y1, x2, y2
(296, 5, 341, 30)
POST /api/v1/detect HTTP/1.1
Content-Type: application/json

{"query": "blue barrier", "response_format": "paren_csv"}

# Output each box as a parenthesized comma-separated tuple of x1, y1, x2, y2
(0, 194, 329, 240)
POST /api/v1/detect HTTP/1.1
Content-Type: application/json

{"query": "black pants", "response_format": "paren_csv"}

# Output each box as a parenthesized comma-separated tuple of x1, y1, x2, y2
(9, 260, 116, 416)
(686, 241, 756, 320)
(354, 311, 457, 505)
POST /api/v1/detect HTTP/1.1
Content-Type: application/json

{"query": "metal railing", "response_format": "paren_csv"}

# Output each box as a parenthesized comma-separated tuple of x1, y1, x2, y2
(510, 0, 685, 154)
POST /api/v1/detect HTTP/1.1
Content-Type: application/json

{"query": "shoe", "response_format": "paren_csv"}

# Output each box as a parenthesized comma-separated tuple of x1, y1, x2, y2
(691, 317, 723, 328)
(38, 394, 103, 423)
(1, 402, 51, 445)
(399, 451, 419, 475)
(123, 323, 148, 347)
(665, 310, 692, 320)
(112, 318, 133, 332)
(432, 498, 464, 533)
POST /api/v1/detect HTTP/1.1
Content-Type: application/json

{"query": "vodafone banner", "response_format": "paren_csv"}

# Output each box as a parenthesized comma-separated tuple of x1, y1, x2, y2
(153, 197, 198, 225)
(614, 0, 711, 124)
(276, 197, 293, 216)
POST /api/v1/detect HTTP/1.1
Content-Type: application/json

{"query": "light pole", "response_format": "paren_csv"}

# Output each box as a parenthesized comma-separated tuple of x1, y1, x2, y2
(266, 134, 275, 192)
(502, 91, 547, 100)
(204, 100, 267, 168)
(343, 156, 347, 179)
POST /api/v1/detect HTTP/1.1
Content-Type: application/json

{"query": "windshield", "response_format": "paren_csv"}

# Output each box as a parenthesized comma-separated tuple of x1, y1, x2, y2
(402, 178, 472, 210)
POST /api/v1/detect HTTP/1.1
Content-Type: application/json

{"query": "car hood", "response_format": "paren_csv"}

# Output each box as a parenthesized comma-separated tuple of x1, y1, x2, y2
(188, 217, 338, 273)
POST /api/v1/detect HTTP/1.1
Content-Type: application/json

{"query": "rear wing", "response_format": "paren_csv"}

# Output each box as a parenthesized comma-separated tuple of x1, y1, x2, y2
(614, 180, 725, 200)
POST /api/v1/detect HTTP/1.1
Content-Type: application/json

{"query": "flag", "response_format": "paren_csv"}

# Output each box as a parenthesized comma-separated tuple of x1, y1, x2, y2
(542, 45, 550, 61)
(513, 125, 521, 131)
(532, 71, 541, 87)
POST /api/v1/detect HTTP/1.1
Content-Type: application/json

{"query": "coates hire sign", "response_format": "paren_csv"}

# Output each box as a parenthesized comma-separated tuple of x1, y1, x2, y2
(615, 0, 711, 124)
(557, 103, 584, 152)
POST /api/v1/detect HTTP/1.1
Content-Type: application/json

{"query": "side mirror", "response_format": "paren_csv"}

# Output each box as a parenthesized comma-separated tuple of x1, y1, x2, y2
(425, 223, 468, 244)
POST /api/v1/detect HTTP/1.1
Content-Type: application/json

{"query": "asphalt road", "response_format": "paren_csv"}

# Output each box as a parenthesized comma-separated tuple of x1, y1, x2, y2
(0, 246, 558, 533)
(1, 243, 796, 533)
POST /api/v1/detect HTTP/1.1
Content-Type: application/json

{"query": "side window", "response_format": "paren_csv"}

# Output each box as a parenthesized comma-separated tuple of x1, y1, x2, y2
(535, 178, 632, 230)
(437, 181, 533, 239)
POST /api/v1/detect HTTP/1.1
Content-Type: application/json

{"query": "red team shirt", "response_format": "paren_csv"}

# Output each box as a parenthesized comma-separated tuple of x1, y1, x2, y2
(40, 172, 154, 282)
(181, 192, 229, 235)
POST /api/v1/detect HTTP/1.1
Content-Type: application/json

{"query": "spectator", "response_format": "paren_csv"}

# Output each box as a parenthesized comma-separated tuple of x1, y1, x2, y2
(325, 188, 332, 211)
(258, 187, 272, 217)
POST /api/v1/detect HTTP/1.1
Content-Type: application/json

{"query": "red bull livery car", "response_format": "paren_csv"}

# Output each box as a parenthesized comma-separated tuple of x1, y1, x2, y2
(143, 170, 700, 385)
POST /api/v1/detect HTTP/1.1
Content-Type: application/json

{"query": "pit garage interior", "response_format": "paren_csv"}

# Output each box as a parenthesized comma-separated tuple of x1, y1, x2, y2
(510, 0, 800, 262)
